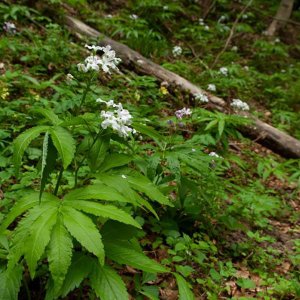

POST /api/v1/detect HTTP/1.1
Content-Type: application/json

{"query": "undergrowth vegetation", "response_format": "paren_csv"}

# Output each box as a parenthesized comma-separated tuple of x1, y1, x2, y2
(0, 0, 299, 299)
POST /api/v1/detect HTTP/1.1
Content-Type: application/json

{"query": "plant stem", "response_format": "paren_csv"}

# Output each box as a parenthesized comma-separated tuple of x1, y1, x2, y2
(23, 275, 31, 300)
(54, 166, 64, 196)
(76, 73, 94, 115)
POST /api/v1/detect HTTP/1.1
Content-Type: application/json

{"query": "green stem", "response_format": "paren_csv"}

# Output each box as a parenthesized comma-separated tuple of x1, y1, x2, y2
(74, 130, 103, 188)
(54, 166, 64, 196)
(76, 73, 95, 115)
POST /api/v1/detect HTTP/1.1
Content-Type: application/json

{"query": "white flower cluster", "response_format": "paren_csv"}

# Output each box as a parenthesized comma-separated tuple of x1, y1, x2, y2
(230, 99, 250, 111)
(97, 99, 136, 138)
(175, 107, 192, 119)
(172, 46, 182, 57)
(207, 84, 216, 92)
(194, 92, 209, 103)
(3, 22, 16, 34)
(77, 45, 121, 74)
(199, 18, 209, 30)
(219, 67, 228, 76)
(209, 152, 220, 158)
(130, 14, 138, 20)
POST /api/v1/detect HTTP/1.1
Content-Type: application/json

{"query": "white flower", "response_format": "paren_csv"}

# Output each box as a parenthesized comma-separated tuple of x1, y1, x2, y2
(99, 99, 136, 138)
(66, 73, 74, 83)
(230, 99, 250, 111)
(194, 92, 209, 103)
(207, 84, 216, 92)
(192, 148, 196, 152)
(121, 174, 127, 179)
(163, 5, 169, 10)
(130, 14, 138, 20)
(78, 45, 121, 74)
(199, 18, 204, 25)
(244, 66, 249, 71)
(209, 152, 220, 158)
(204, 25, 210, 31)
(105, 14, 113, 18)
(219, 67, 228, 76)
(231, 46, 238, 52)
(3, 22, 16, 34)
(175, 107, 192, 119)
(218, 15, 226, 23)
(275, 38, 280, 43)
(0, 63, 5, 70)
(172, 46, 182, 57)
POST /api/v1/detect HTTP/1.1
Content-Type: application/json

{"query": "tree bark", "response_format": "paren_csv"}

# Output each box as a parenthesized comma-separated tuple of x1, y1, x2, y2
(265, 0, 295, 36)
(65, 16, 300, 158)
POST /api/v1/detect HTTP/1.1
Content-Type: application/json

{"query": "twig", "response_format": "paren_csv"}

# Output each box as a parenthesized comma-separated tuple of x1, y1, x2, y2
(210, 0, 253, 69)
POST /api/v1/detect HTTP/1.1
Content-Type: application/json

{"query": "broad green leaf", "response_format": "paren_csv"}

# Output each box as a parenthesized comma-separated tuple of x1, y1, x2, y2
(133, 123, 164, 148)
(90, 263, 128, 300)
(25, 206, 58, 278)
(99, 153, 133, 172)
(127, 174, 172, 206)
(88, 135, 110, 172)
(65, 200, 141, 228)
(173, 273, 195, 300)
(8, 202, 58, 269)
(205, 119, 218, 131)
(31, 108, 61, 125)
(64, 184, 128, 203)
(62, 206, 105, 265)
(60, 253, 94, 297)
(50, 126, 75, 169)
(48, 215, 73, 295)
(0, 265, 23, 300)
(96, 175, 158, 217)
(104, 239, 168, 273)
(13, 125, 49, 176)
(0, 192, 58, 232)
(40, 133, 58, 201)
(218, 118, 225, 137)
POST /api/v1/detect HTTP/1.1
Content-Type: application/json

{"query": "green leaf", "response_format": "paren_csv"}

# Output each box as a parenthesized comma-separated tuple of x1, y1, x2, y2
(133, 123, 164, 148)
(60, 253, 94, 297)
(127, 174, 172, 206)
(173, 273, 195, 300)
(13, 125, 49, 176)
(0, 192, 58, 232)
(104, 239, 168, 273)
(62, 206, 105, 265)
(64, 184, 128, 203)
(65, 200, 141, 228)
(218, 118, 225, 137)
(236, 278, 256, 289)
(31, 108, 61, 125)
(48, 215, 73, 295)
(0, 265, 23, 300)
(25, 206, 58, 278)
(88, 135, 110, 172)
(40, 133, 58, 201)
(205, 119, 218, 131)
(50, 126, 75, 169)
(90, 263, 128, 300)
(99, 153, 133, 172)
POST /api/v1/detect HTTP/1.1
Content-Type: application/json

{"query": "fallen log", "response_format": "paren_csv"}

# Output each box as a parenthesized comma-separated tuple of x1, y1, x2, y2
(65, 16, 300, 159)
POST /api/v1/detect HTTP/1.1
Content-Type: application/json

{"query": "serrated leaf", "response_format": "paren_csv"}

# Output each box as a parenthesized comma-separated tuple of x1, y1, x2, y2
(0, 192, 58, 232)
(48, 215, 73, 295)
(90, 263, 128, 300)
(173, 273, 195, 300)
(99, 153, 133, 172)
(133, 123, 164, 148)
(65, 200, 141, 228)
(104, 239, 168, 273)
(127, 174, 172, 206)
(40, 133, 58, 201)
(13, 125, 49, 176)
(62, 206, 105, 265)
(64, 184, 128, 203)
(50, 126, 75, 169)
(32, 108, 61, 125)
(0, 265, 23, 300)
(59, 253, 94, 297)
(88, 135, 110, 172)
(25, 206, 58, 278)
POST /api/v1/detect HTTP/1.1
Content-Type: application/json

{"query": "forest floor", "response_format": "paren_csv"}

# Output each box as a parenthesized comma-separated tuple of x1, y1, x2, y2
(1, 0, 300, 299)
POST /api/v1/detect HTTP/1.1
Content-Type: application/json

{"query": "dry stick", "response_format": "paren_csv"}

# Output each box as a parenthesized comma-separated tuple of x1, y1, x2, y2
(210, 0, 253, 69)
(64, 16, 300, 158)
